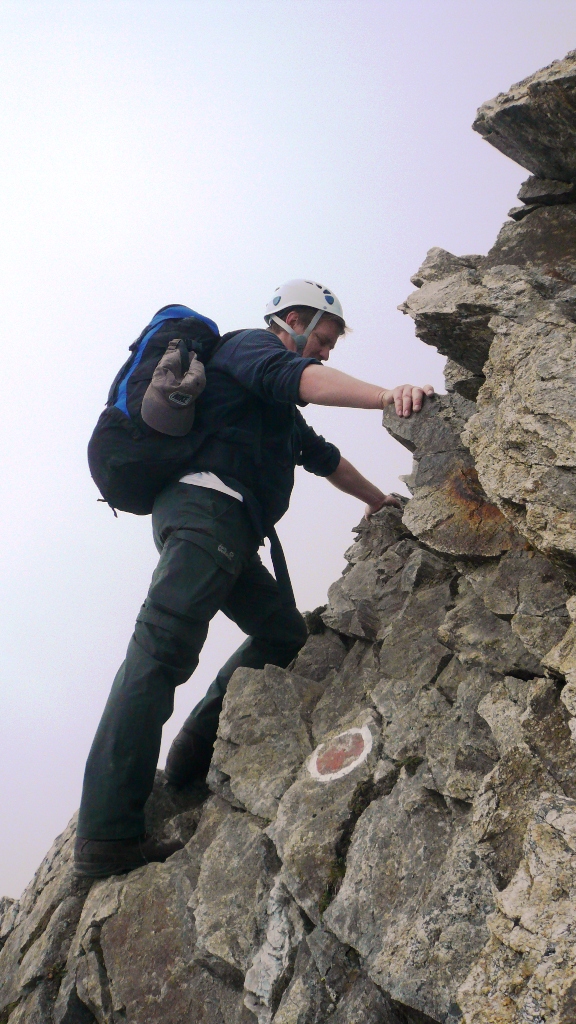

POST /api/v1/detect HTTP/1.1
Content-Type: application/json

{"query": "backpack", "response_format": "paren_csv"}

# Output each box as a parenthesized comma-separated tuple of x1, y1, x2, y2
(88, 304, 223, 515)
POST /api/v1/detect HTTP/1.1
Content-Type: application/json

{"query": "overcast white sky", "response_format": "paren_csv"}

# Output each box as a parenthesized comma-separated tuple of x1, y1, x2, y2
(2, 0, 575, 898)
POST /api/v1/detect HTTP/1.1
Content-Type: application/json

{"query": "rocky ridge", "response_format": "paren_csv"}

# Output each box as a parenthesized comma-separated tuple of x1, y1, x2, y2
(3, 50, 576, 1024)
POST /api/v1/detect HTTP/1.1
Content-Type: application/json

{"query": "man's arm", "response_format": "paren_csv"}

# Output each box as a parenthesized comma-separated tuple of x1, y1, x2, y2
(299, 364, 433, 417)
(327, 456, 402, 514)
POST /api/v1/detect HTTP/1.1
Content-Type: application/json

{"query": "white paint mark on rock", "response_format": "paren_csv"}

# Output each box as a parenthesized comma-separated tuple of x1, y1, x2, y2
(307, 726, 372, 782)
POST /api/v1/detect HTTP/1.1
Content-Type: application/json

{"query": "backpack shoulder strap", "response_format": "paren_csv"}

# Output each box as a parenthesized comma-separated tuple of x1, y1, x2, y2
(206, 330, 243, 363)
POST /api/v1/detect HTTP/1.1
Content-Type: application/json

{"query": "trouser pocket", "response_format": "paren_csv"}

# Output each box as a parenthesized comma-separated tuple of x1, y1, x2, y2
(137, 529, 245, 640)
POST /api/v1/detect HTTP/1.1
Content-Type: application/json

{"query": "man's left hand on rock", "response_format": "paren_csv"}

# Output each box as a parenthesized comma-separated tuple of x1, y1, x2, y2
(383, 383, 435, 417)
(364, 494, 402, 517)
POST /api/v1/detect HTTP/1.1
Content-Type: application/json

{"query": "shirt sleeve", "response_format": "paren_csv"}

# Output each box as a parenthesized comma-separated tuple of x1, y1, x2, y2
(294, 409, 341, 477)
(219, 329, 321, 405)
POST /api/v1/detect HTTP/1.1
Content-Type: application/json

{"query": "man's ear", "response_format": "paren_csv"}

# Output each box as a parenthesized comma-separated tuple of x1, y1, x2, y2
(284, 310, 302, 331)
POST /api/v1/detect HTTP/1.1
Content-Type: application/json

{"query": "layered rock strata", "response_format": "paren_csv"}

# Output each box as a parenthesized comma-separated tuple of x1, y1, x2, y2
(3, 50, 576, 1024)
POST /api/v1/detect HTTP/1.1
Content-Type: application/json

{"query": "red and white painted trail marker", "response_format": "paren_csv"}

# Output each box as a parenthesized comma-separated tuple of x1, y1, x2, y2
(307, 725, 373, 782)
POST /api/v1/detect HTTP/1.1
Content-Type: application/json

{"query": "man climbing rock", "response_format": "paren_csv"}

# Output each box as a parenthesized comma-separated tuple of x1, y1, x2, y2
(74, 279, 433, 878)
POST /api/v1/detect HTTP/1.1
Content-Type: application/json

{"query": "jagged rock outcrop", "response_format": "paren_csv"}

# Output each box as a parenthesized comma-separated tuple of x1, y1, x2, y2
(472, 50, 576, 182)
(3, 50, 576, 1024)
(400, 51, 576, 578)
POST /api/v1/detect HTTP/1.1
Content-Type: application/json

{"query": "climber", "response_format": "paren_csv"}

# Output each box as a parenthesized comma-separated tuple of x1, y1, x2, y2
(74, 279, 434, 878)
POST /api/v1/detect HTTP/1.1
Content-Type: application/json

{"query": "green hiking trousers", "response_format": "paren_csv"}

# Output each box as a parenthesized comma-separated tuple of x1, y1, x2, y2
(77, 482, 307, 840)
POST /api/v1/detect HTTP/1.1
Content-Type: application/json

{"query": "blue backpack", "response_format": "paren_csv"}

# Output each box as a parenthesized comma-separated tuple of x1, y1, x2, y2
(88, 305, 223, 515)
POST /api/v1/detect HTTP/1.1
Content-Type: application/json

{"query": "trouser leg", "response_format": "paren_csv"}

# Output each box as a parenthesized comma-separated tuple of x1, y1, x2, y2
(77, 486, 258, 840)
(180, 554, 308, 745)
(77, 620, 207, 839)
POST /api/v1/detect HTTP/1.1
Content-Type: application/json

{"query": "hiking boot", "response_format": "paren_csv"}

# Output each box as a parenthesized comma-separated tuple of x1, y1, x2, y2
(164, 728, 214, 788)
(74, 833, 184, 878)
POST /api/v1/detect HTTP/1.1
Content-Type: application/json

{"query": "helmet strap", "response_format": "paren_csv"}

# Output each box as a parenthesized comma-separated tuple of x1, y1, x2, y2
(271, 310, 323, 354)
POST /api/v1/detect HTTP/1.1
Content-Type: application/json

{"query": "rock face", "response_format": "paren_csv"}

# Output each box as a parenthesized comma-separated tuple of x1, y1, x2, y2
(473, 50, 576, 181)
(400, 55, 576, 579)
(3, 51, 576, 1024)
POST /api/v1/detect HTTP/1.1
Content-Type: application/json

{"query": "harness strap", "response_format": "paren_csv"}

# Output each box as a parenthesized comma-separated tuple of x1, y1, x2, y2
(268, 527, 296, 608)
(270, 309, 324, 354)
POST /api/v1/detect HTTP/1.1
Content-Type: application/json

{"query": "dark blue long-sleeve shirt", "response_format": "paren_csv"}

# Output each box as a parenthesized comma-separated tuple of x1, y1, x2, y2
(187, 329, 341, 534)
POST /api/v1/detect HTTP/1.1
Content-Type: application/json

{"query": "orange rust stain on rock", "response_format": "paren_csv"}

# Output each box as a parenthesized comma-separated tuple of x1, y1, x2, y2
(445, 465, 510, 526)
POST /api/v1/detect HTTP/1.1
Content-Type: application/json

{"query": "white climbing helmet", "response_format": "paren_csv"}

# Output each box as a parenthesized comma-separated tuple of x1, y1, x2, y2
(264, 279, 345, 353)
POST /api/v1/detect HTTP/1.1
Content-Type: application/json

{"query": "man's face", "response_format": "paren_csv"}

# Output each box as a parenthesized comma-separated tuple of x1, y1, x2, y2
(300, 317, 341, 361)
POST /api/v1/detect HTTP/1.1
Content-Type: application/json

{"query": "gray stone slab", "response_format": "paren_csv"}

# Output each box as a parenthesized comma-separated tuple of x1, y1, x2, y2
(324, 767, 494, 1022)
(473, 50, 576, 181)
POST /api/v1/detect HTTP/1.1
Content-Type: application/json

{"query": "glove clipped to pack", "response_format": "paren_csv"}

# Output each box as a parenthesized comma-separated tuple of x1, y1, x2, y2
(88, 304, 222, 514)
(141, 338, 206, 436)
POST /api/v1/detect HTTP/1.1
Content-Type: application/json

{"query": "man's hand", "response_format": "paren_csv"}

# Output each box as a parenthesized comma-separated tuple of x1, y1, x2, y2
(327, 457, 402, 514)
(381, 384, 434, 417)
(364, 494, 401, 517)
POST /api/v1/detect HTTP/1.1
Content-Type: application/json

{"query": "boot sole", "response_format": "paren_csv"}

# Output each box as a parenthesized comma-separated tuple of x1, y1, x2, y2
(74, 860, 149, 879)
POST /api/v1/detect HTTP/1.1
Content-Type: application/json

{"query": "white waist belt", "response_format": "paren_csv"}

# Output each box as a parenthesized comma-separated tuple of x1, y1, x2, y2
(179, 471, 243, 502)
